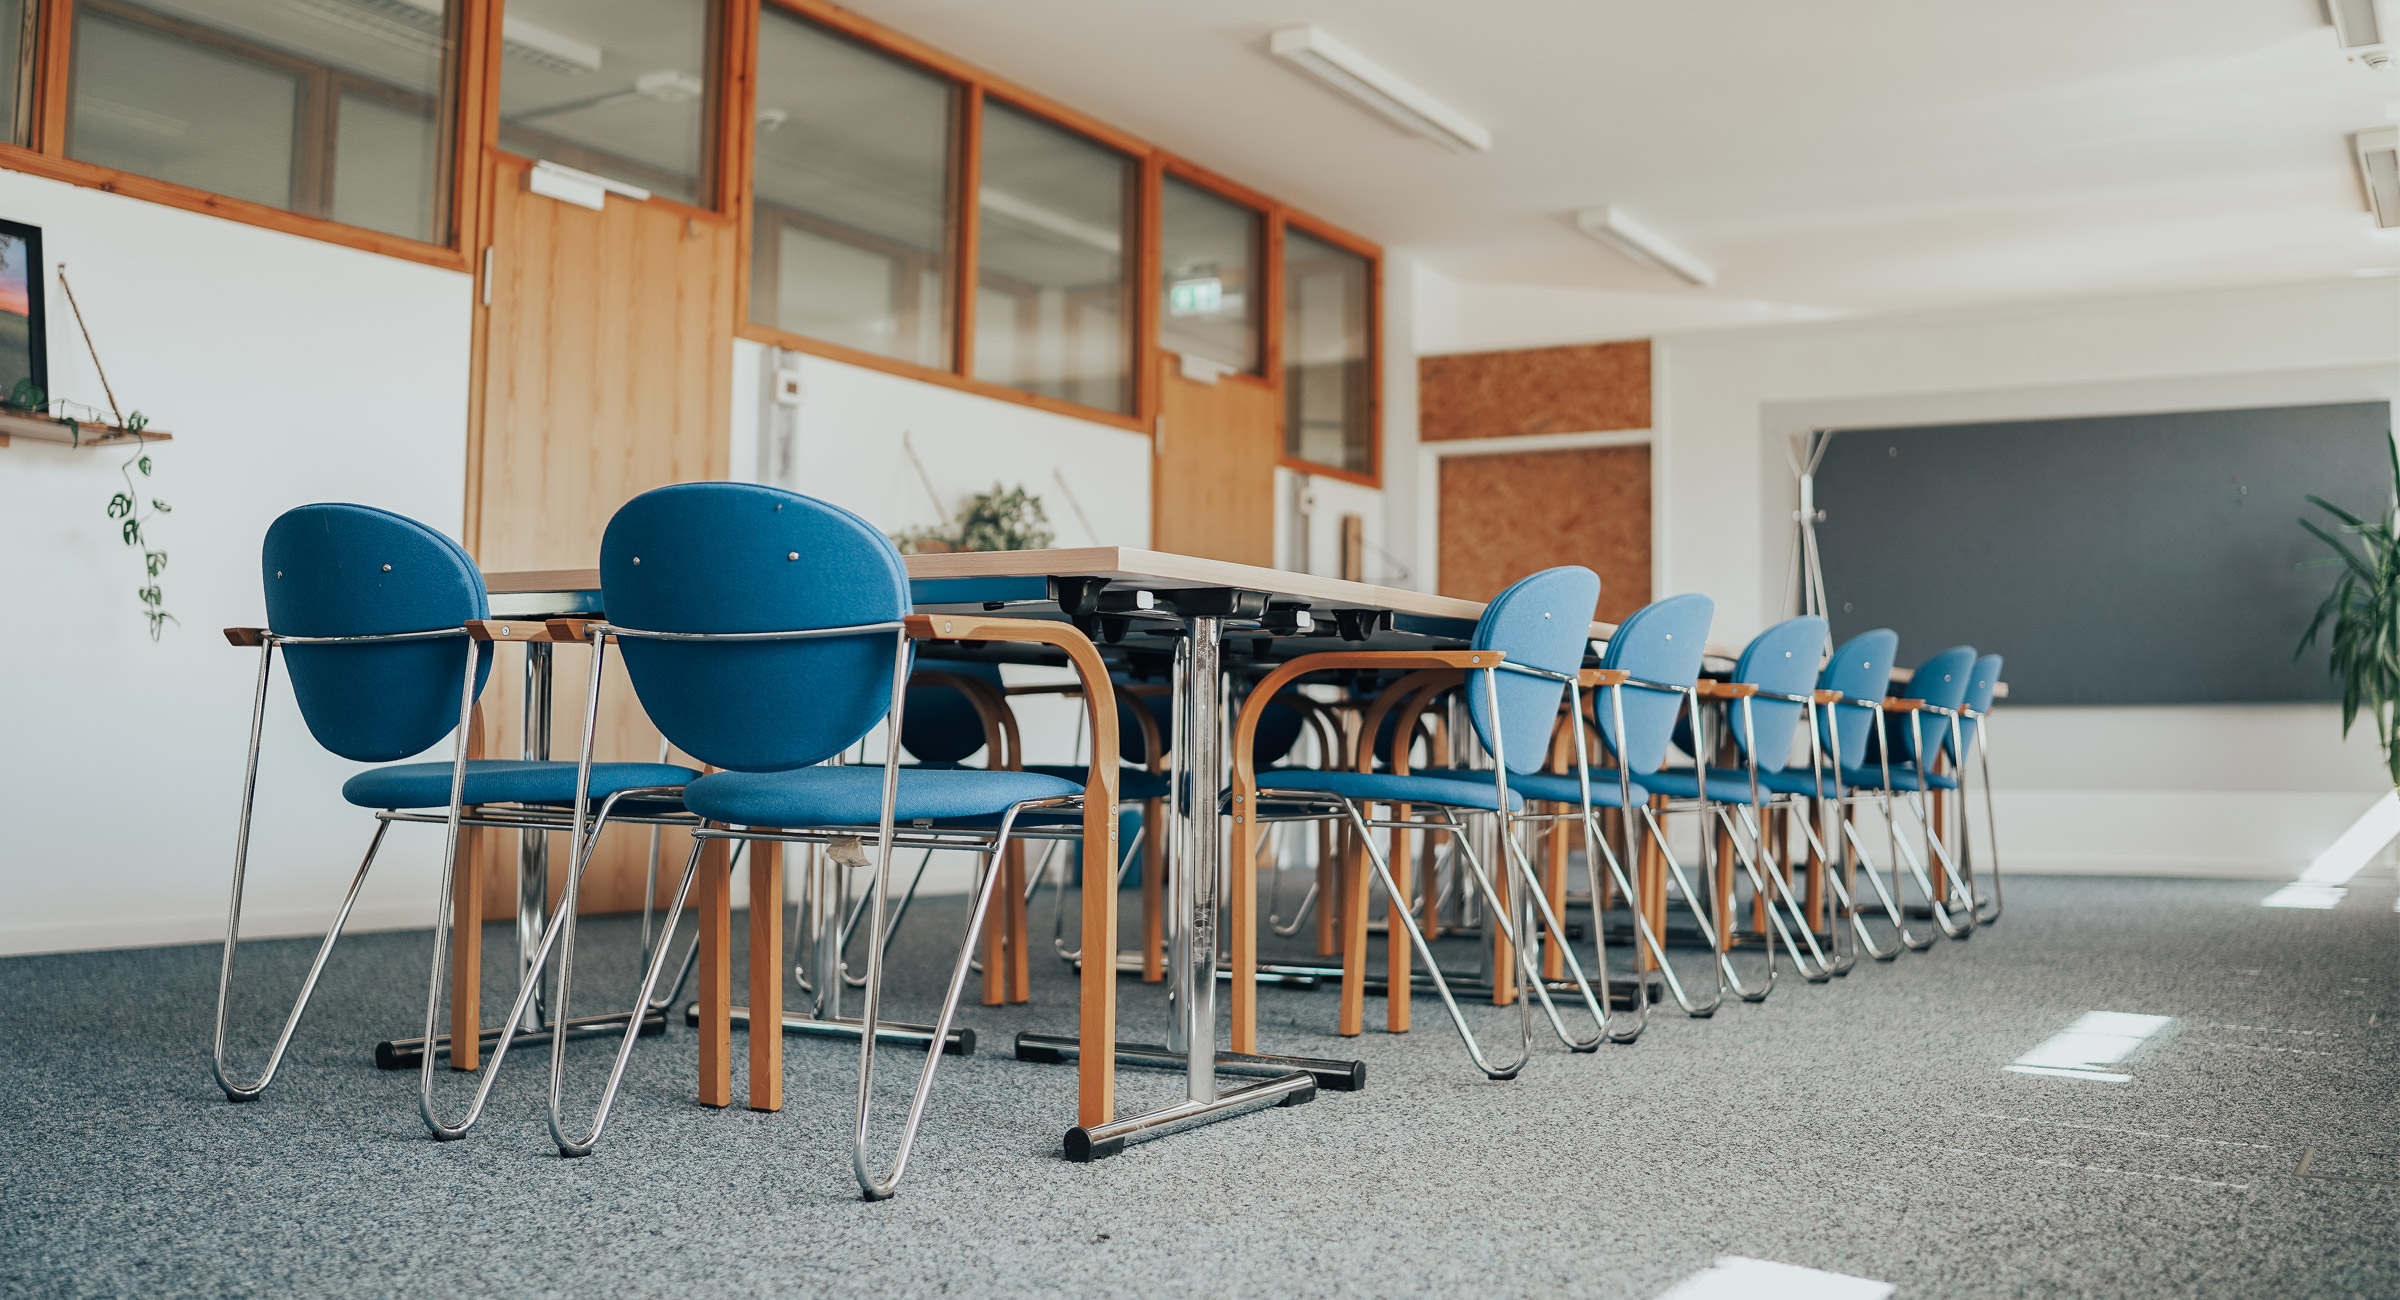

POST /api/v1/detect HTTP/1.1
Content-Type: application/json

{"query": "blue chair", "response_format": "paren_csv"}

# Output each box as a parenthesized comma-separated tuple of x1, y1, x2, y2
(1952, 653, 2005, 923)
(213, 504, 693, 1128)
(1227, 567, 1616, 1077)
(545, 482, 1119, 1200)
(1637, 616, 1843, 988)
(1846, 646, 1981, 941)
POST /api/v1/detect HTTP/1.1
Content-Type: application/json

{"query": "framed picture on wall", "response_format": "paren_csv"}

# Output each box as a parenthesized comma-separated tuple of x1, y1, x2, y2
(0, 218, 46, 406)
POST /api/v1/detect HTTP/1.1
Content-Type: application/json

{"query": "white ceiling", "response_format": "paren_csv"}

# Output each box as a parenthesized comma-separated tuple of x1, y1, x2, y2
(837, 0, 2400, 325)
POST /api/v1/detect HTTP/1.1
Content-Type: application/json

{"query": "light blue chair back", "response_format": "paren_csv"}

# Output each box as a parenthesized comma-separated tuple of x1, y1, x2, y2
(1893, 645, 1977, 764)
(903, 658, 1005, 765)
(1725, 615, 1826, 773)
(261, 503, 491, 764)
(1464, 567, 1601, 776)
(1815, 628, 1899, 770)
(1949, 653, 2003, 759)
(601, 483, 910, 774)
(1592, 592, 1714, 776)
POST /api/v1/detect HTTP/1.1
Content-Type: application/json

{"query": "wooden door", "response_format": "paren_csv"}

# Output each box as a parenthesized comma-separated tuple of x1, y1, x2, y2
(465, 153, 736, 915)
(1150, 353, 1278, 566)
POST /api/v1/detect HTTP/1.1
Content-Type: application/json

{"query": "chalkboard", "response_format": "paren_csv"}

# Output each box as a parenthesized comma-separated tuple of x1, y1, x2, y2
(1813, 402, 2393, 705)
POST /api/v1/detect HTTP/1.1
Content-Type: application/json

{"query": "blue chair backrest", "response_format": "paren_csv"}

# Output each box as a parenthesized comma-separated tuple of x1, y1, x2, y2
(1814, 627, 1898, 770)
(1118, 683, 1174, 767)
(261, 503, 491, 764)
(1725, 615, 1826, 773)
(1893, 645, 1976, 763)
(1949, 653, 2003, 759)
(1592, 592, 1714, 776)
(1465, 567, 1601, 776)
(601, 483, 910, 773)
(903, 658, 1005, 766)
(1252, 696, 1307, 768)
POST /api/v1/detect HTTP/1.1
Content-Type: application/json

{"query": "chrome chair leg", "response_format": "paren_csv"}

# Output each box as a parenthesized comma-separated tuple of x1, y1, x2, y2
(213, 820, 389, 1102)
(1486, 818, 1608, 1051)
(1971, 714, 2004, 924)
(544, 835, 708, 1156)
(1337, 798, 1531, 1080)
(1713, 805, 1831, 985)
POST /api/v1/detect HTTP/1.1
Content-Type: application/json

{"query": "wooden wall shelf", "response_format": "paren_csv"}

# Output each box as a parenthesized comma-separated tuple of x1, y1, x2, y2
(0, 410, 172, 449)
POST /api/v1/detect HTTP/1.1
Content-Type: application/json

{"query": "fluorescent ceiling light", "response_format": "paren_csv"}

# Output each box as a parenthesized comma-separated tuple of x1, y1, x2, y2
(1268, 26, 1490, 153)
(2329, 0, 2400, 68)
(979, 188, 1122, 253)
(2357, 126, 2400, 227)
(2006, 1010, 2174, 1083)
(1575, 205, 1717, 287)
(344, 0, 600, 73)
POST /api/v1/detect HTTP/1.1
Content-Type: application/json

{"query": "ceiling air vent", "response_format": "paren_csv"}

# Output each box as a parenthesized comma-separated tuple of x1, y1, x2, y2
(2329, 0, 2399, 67)
(2356, 126, 2400, 227)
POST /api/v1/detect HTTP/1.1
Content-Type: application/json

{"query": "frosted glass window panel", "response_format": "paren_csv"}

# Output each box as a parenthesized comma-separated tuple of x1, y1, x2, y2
(750, 8, 956, 368)
(1158, 176, 1260, 374)
(332, 93, 436, 242)
(70, 12, 298, 209)
(1282, 229, 1373, 474)
(0, 0, 26, 145)
(66, 0, 453, 242)
(973, 101, 1132, 414)
(498, 0, 710, 206)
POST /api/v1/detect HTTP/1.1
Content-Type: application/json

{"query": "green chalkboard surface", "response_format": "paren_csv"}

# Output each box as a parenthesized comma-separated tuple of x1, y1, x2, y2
(1814, 402, 2393, 705)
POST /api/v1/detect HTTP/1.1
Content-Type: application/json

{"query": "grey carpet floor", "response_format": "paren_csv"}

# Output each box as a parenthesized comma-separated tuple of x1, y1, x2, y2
(3, 871, 2397, 1299)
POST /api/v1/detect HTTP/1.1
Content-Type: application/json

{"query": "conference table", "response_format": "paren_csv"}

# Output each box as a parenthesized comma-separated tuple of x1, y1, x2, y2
(480, 548, 1741, 1158)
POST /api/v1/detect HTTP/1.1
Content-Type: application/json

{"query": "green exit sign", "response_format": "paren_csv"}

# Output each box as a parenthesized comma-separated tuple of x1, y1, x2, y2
(1168, 277, 1222, 317)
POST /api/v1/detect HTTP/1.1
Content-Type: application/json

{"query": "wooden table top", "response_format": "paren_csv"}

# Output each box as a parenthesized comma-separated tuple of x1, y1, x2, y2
(484, 545, 1750, 661)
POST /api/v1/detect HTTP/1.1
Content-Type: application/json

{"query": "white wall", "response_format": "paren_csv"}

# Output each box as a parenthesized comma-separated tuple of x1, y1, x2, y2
(0, 171, 474, 955)
(1401, 274, 2399, 879)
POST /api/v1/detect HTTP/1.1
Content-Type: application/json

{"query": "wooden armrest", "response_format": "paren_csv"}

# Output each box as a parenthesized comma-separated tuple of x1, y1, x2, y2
(224, 627, 266, 647)
(1695, 681, 1758, 698)
(469, 618, 561, 643)
(903, 615, 1119, 804)
(1811, 688, 1843, 704)
(1582, 668, 1631, 686)
(1881, 697, 1927, 712)
(544, 618, 604, 642)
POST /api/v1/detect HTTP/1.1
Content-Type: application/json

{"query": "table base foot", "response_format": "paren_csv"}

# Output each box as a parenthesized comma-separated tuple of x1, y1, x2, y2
(1061, 1071, 1317, 1163)
(687, 1005, 975, 1055)
(373, 1008, 666, 1070)
(1012, 1032, 1364, 1092)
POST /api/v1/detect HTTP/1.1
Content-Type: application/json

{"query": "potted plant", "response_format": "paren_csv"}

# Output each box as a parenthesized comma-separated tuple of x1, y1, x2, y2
(894, 482, 1056, 555)
(2298, 441, 2400, 784)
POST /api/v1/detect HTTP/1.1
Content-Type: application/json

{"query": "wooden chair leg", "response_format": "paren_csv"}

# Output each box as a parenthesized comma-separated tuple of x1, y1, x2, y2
(1638, 798, 1667, 974)
(1006, 840, 1030, 1003)
(1317, 822, 1339, 957)
(1338, 820, 1371, 1036)
(747, 841, 783, 1112)
(1802, 800, 1829, 933)
(1543, 808, 1568, 980)
(1142, 799, 1165, 981)
(1490, 828, 1515, 1007)
(697, 830, 732, 1109)
(450, 823, 482, 1072)
(980, 854, 1006, 1007)
(1714, 817, 1736, 953)
(1419, 824, 1441, 937)
(1387, 808, 1410, 1033)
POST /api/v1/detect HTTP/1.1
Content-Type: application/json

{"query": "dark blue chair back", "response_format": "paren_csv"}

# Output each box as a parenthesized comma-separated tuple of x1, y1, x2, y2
(1592, 592, 1714, 776)
(1465, 567, 1601, 776)
(1251, 696, 1307, 768)
(1949, 653, 2003, 759)
(1726, 615, 1826, 773)
(1815, 628, 1899, 769)
(1892, 645, 1977, 764)
(1118, 685, 1174, 767)
(601, 483, 910, 773)
(902, 658, 1005, 766)
(261, 503, 491, 764)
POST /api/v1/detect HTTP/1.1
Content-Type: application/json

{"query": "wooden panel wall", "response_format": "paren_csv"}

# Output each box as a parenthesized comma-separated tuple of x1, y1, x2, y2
(1438, 445, 1652, 622)
(467, 156, 737, 916)
(1419, 340, 1650, 442)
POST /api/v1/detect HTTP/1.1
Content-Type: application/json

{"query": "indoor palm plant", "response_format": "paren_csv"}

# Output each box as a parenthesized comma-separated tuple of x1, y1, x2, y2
(2298, 440, 2400, 785)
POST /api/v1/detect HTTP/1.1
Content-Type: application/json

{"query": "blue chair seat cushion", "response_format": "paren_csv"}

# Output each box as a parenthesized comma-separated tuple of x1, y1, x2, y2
(1407, 768, 1642, 808)
(1633, 767, 1785, 805)
(1842, 763, 1955, 793)
(1024, 764, 1169, 802)
(343, 760, 697, 811)
(1249, 768, 1523, 813)
(684, 766, 1080, 829)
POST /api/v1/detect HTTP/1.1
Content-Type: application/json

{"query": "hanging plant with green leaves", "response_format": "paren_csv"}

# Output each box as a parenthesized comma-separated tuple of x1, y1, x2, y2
(2297, 439, 2400, 786)
(893, 482, 1055, 555)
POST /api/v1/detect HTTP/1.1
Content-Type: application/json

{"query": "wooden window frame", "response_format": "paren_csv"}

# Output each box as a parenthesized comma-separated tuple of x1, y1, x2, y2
(1277, 210, 1381, 486)
(735, 0, 1383, 478)
(2, 0, 479, 271)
